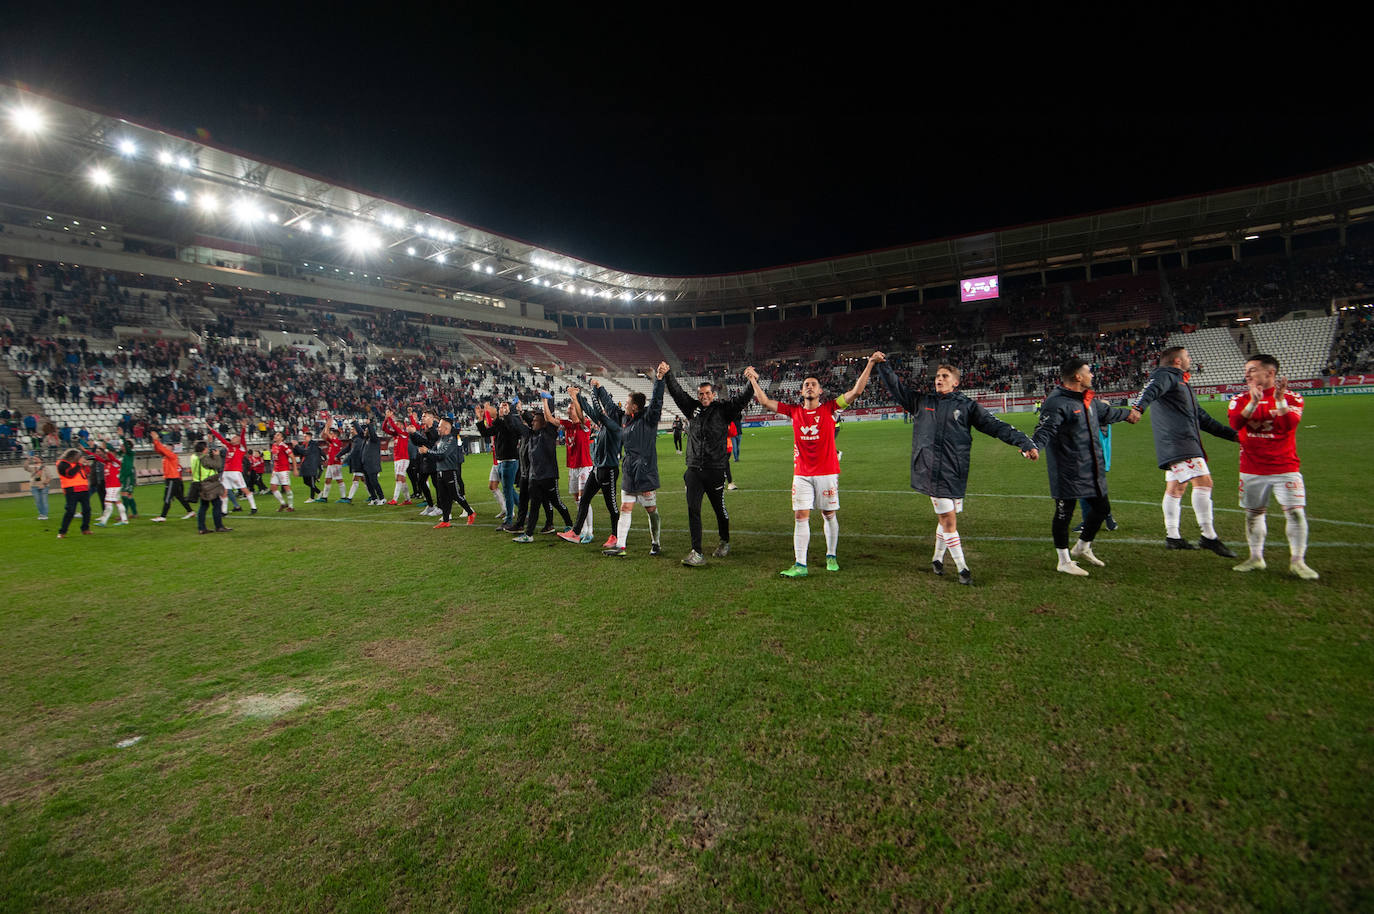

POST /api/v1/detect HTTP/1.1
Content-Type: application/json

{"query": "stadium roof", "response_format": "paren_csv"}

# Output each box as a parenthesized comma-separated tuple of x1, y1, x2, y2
(4, 86, 1374, 321)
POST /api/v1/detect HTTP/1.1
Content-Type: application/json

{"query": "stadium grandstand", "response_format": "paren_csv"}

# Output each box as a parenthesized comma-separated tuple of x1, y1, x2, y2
(2, 85, 1374, 465)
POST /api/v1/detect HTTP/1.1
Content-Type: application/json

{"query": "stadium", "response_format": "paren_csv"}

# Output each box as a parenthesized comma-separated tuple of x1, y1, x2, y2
(2, 81, 1372, 911)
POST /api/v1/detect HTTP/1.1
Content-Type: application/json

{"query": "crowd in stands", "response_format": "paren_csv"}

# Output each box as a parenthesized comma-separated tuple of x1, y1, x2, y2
(1325, 311, 1374, 375)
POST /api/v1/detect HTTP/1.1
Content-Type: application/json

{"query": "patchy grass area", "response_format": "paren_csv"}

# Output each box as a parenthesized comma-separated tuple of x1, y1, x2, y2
(2, 398, 1371, 911)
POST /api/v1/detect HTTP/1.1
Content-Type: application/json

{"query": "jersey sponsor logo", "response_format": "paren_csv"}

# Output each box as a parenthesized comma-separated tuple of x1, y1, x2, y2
(953, 409, 962, 422)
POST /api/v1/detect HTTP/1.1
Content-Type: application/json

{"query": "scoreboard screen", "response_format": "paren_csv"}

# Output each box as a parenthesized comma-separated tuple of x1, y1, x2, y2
(960, 275, 1000, 302)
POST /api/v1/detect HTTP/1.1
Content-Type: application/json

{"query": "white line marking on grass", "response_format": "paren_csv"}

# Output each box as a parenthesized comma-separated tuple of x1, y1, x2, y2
(724, 489, 1374, 529)
(258, 514, 1367, 548)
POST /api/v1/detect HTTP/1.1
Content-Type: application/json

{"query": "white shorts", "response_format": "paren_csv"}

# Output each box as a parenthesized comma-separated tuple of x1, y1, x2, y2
(271, 471, 292, 487)
(1164, 457, 1211, 484)
(325, 464, 343, 480)
(489, 464, 500, 483)
(622, 489, 657, 508)
(792, 474, 840, 512)
(568, 465, 591, 494)
(392, 459, 409, 475)
(1239, 472, 1306, 511)
(930, 496, 964, 515)
(221, 471, 247, 491)
(104, 488, 122, 504)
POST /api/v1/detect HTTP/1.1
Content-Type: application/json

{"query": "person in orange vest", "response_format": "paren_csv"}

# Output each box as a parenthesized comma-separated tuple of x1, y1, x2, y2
(725, 421, 740, 490)
(150, 430, 193, 522)
(56, 447, 93, 538)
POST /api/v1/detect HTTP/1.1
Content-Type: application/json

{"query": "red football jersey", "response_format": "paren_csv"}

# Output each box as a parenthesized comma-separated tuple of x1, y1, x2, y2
(560, 419, 592, 469)
(271, 442, 293, 472)
(777, 399, 841, 476)
(1228, 389, 1302, 474)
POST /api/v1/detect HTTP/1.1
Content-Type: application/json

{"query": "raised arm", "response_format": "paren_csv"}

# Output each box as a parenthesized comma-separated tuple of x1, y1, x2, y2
(744, 366, 779, 413)
(840, 352, 883, 406)
(875, 358, 918, 413)
(645, 377, 665, 424)
(661, 364, 696, 417)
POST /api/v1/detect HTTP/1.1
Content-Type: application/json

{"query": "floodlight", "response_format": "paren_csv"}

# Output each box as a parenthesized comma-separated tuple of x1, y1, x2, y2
(198, 193, 218, 212)
(117, 138, 138, 157)
(176, 156, 192, 169)
(485, 265, 493, 274)
(88, 167, 113, 188)
(11, 107, 44, 134)
(471, 262, 481, 271)
(172, 189, 188, 203)
(233, 199, 261, 223)
(436, 253, 447, 263)
(406, 246, 416, 256)
(158, 150, 174, 166)
(320, 225, 334, 237)
(300, 220, 313, 232)
(266, 212, 278, 223)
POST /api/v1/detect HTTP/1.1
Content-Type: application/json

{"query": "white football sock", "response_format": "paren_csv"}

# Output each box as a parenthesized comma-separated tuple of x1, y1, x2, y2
(245, 492, 257, 510)
(286, 489, 294, 508)
(347, 479, 360, 499)
(585, 503, 593, 537)
(99, 502, 114, 524)
(393, 481, 405, 501)
(945, 531, 967, 572)
(493, 487, 506, 513)
(616, 505, 633, 547)
(1192, 487, 1216, 538)
(823, 514, 838, 555)
(1285, 507, 1308, 561)
(272, 489, 285, 505)
(647, 509, 661, 545)
(1056, 547, 1072, 565)
(1245, 510, 1267, 560)
(116, 502, 127, 522)
(1163, 493, 1183, 538)
(933, 528, 947, 562)
(319, 480, 332, 500)
(794, 519, 810, 564)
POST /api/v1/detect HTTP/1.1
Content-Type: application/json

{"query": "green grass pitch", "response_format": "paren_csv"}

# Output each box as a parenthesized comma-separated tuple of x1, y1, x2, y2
(2, 398, 1371, 911)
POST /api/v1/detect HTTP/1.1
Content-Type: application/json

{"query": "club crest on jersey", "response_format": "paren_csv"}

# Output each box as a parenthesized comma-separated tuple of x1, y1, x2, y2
(953, 409, 962, 422)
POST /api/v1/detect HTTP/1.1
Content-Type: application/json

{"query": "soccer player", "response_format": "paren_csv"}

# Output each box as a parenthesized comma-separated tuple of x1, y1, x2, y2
(583, 371, 665, 557)
(318, 421, 347, 502)
(876, 354, 1039, 585)
(209, 422, 258, 515)
(268, 431, 297, 511)
(416, 416, 476, 528)
(507, 400, 575, 542)
(150, 430, 193, 521)
(1127, 346, 1238, 555)
(1032, 358, 1133, 576)
(408, 411, 441, 516)
(661, 362, 754, 566)
(560, 385, 624, 546)
(118, 438, 139, 518)
(743, 352, 880, 577)
(1228, 355, 1318, 579)
(672, 415, 684, 454)
(545, 391, 597, 540)
(381, 410, 412, 505)
(87, 442, 128, 527)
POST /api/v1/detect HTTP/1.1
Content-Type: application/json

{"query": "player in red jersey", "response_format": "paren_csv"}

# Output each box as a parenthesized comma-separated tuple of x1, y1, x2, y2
(268, 431, 297, 511)
(317, 419, 347, 502)
(546, 393, 596, 539)
(86, 442, 129, 526)
(209, 422, 259, 515)
(1228, 354, 1317, 579)
(744, 352, 881, 576)
(381, 410, 412, 505)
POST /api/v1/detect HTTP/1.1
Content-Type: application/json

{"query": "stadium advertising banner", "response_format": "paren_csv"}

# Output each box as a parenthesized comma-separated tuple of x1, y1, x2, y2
(959, 275, 1000, 302)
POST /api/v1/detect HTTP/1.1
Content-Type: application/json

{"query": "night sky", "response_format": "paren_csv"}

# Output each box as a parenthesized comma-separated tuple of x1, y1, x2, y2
(5, 13, 1370, 276)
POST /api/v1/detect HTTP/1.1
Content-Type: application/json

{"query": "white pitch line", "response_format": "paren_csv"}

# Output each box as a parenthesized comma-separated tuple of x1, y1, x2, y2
(712, 488, 1374, 529)
(247, 514, 1370, 548)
